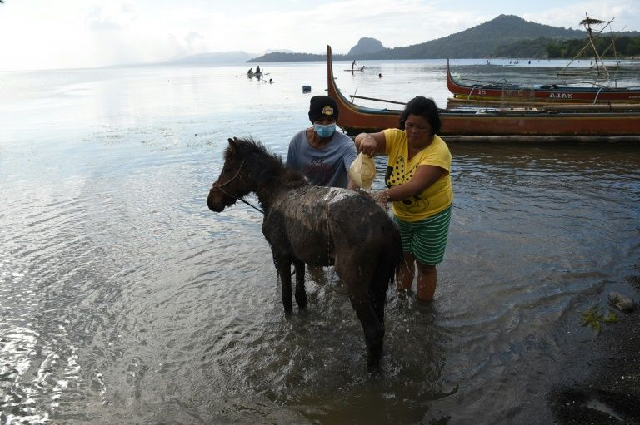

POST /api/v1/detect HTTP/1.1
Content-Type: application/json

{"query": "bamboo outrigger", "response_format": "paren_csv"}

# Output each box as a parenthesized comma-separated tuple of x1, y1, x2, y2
(325, 45, 640, 142)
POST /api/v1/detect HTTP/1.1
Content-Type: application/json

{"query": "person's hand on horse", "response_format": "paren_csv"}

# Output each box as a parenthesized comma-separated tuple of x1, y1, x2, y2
(369, 189, 389, 210)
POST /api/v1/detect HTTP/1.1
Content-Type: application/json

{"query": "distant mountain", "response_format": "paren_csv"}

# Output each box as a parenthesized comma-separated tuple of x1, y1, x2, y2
(347, 37, 384, 56)
(251, 15, 592, 61)
(248, 52, 336, 62)
(184, 15, 640, 63)
(164, 51, 255, 65)
(355, 15, 587, 59)
(264, 48, 294, 54)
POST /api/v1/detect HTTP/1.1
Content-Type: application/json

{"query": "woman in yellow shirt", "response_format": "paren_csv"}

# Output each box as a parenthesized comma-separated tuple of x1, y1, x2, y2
(355, 96, 452, 301)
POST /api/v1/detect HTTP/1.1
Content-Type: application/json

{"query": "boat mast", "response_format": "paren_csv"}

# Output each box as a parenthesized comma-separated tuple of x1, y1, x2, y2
(558, 14, 618, 83)
(582, 15, 608, 79)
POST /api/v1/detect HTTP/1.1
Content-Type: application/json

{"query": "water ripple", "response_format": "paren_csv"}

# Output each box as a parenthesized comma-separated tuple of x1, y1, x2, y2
(2, 66, 640, 424)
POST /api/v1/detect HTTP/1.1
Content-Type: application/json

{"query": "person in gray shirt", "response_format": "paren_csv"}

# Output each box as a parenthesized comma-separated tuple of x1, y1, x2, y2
(286, 96, 357, 188)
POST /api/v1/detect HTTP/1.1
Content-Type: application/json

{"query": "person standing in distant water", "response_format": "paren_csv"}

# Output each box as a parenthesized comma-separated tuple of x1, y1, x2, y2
(354, 96, 453, 301)
(256, 65, 261, 73)
(351, 60, 357, 71)
(286, 96, 357, 188)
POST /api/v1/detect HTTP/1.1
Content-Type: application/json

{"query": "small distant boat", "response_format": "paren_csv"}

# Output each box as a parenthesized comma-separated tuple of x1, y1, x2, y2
(325, 45, 640, 142)
(344, 66, 366, 72)
(247, 70, 263, 78)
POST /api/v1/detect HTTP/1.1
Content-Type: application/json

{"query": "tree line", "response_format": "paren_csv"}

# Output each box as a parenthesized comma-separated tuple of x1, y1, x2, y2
(250, 36, 640, 62)
(546, 36, 640, 58)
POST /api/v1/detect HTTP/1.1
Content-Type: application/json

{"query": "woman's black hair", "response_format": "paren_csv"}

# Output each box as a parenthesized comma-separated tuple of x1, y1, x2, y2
(398, 96, 441, 135)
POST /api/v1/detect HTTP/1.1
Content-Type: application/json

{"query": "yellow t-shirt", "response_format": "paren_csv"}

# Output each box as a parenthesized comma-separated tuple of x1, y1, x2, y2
(383, 128, 453, 221)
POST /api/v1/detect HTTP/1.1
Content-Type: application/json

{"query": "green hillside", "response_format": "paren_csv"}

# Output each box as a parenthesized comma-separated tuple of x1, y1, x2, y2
(250, 14, 640, 62)
(356, 15, 584, 59)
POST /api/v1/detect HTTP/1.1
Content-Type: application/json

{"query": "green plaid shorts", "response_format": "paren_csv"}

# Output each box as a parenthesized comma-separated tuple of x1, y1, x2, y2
(392, 205, 452, 265)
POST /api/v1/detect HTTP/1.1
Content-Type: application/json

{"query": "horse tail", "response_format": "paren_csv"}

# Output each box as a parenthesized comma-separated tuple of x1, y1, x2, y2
(370, 219, 403, 324)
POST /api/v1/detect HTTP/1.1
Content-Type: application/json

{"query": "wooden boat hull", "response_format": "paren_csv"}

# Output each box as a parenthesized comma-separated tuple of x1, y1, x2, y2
(446, 59, 640, 104)
(325, 46, 640, 141)
(446, 96, 640, 110)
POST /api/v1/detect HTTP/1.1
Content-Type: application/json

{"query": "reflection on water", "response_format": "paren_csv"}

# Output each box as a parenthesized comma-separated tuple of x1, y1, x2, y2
(1, 63, 639, 424)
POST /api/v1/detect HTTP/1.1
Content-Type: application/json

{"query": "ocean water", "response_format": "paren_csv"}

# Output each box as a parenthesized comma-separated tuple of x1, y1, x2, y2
(1, 59, 640, 424)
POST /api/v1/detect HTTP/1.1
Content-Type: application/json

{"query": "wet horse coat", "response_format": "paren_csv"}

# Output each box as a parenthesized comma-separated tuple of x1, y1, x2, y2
(207, 138, 402, 371)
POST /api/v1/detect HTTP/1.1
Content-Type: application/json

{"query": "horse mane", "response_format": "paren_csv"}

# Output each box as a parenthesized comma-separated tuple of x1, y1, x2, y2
(227, 137, 307, 189)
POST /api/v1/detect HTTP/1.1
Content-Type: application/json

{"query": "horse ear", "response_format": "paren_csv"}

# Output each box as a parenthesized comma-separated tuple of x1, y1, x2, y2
(227, 137, 238, 153)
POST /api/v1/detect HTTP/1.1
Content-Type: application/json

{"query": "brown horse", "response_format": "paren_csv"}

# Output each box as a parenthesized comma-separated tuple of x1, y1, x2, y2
(207, 137, 402, 372)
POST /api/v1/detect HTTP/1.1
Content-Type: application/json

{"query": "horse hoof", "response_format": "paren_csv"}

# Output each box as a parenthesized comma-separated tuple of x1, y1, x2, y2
(366, 356, 382, 374)
(367, 363, 381, 374)
(295, 292, 307, 309)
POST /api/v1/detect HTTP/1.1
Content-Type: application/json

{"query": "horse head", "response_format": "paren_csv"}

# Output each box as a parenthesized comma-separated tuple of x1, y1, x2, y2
(207, 137, 256, 212)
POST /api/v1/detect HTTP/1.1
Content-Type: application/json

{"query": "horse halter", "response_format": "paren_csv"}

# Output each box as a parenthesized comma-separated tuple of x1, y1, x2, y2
(213, 160, 264, 214)
(215, 160, 245, 188)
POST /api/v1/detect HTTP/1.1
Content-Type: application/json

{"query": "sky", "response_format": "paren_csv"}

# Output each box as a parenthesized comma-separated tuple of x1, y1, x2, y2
(1, 0, 639, 71)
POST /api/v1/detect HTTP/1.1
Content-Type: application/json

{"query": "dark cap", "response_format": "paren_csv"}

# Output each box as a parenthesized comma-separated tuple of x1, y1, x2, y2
(308, 96, 339, 122)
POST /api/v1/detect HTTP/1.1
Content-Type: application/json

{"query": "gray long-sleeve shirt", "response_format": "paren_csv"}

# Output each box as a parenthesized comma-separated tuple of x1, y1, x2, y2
(286, 130, 357, 188)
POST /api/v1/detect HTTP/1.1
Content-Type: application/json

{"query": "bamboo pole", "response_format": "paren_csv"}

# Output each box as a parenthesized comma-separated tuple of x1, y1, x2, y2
(349, 95, 407, 106)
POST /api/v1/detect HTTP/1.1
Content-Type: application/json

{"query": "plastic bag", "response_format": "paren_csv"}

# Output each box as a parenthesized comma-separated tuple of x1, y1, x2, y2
(348, 153, 376, 190)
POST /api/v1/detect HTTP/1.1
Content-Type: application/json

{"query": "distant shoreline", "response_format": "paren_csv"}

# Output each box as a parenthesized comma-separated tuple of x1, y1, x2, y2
(248, 55, 640, 63)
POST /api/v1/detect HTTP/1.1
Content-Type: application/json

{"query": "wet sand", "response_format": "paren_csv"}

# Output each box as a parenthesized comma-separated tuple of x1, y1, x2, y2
(549, 273, 640, 424)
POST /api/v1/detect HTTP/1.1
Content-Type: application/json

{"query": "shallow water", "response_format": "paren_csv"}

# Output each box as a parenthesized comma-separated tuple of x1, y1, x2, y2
(1, 60, 640, 424)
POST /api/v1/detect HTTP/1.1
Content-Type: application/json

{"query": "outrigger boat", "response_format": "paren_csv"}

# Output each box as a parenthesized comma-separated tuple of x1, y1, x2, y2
(447, 15, 640, 105)
(446, 60, 640, 104)
(325, 45, 640, 142)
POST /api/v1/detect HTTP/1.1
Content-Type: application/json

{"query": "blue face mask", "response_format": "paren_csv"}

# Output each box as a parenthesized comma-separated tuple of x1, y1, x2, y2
(314, 123, 337, 138)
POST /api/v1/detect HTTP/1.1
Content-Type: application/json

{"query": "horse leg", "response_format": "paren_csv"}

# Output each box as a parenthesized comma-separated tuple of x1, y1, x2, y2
(351, 297, 385, 372)
(273, 255, 294, 313)
(335, 257, 385, 372)
(293, 260, 307, 309)
(371, 248, 396, 325)
(371, 275, 388, 326)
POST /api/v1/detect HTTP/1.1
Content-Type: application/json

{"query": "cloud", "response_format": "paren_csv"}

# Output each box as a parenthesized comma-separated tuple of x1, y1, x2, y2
(185, 31, 206, 53)
(1, 0, 639, 71)
(85, 2, 137, 31)
(524, 0, 639, 33)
